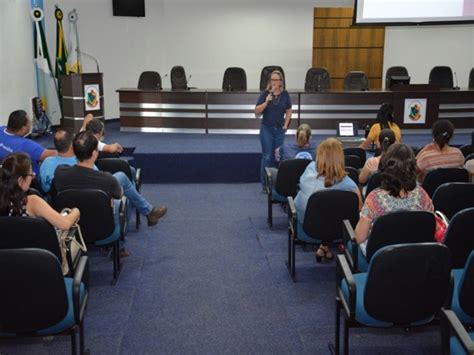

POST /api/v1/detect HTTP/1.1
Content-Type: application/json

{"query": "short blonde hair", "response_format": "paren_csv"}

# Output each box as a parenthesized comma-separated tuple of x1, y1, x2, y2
(316, 138, 346, 187)
(296, 123, 311, 147)
(266, 70, 284, 91)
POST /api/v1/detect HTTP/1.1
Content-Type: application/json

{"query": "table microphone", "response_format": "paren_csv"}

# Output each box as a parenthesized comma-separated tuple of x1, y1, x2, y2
(158, 74, 168, 90)
(186, 74, 192, 90)
(453, 72, 460, 90)
(76, 48, 100, 73)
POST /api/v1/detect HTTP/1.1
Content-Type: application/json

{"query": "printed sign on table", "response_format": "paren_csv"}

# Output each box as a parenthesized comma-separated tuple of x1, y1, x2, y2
(403, 98, 427, 124)
(84, 84, 100, 111)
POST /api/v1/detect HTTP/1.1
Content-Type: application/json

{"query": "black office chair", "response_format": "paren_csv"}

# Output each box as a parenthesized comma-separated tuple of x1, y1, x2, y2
(364, 171, 382, 198)
(443, 208, 474, 269)
(333, 243, 451, 355)
(343, 71, 369, 91)
(460, 144, 473, 158)
(432, 182, 474, 220)
(222, 67, 247, 91)
(429, 66, 454, 89)
(469, 68, 474, 89)
(343, 211, 436, 272)
(422, 168, 469, 197)
(138, 71, 162, 90)
(0, 248, 88, 355)
(287, 190, 359, 281)
(304, 67, 330, 91)
(343, 147, 366, 166)
(171, 65, 188, 90)
(260, 66, 285, 91)
(344, 155, 363, 169)
(95, 158, 142, 230)
(54, 189, 123, 282)
(264, 159, 311, 228)
(345, 167, 359, 186)
(385, 66, 409, 89)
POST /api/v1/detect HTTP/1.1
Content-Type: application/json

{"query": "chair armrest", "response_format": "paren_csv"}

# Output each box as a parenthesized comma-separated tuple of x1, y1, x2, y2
(441, 309, 474, 355)
(73, 256, 89, 323)
(336, 254, 356, 320)
(264, 167, 273, 195)
(287, 196, 297, 238)
(343, 219, 358, 271)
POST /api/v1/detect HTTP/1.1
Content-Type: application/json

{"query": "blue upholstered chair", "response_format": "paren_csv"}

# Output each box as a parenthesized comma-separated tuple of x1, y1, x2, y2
(443, 208, 474, 269)
(433, 183, 474, 220)
(422, 168, 469, 198)
(332, 243, 451, 355)
(0, 249, 88, 354)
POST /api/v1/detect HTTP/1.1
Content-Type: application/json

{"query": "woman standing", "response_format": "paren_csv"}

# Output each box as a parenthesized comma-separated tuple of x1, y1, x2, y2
(255, 70, 292, 190)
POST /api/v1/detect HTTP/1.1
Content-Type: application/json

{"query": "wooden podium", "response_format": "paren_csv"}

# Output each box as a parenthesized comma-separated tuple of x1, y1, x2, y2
(59, 73, 104, 131)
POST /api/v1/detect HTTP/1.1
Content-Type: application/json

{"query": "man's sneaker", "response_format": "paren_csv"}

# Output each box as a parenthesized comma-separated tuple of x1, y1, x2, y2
(147, 206, 167, 226)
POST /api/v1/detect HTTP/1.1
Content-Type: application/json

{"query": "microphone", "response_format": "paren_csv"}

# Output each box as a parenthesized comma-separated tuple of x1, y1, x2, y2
(158, 73, 168, 90)
(186, 74, 193, 90)
(76, 48, 100, 73)
(453, 72, 460, 90)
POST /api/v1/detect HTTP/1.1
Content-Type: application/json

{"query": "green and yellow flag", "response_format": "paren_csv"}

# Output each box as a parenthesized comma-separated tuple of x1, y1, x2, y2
(55, 6, 69, 78)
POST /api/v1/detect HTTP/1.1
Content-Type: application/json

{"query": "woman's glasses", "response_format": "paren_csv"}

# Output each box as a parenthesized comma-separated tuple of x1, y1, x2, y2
(25, 172, 36, 178)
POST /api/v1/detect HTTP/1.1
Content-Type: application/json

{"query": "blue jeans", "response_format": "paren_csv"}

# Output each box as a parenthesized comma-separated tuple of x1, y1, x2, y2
(260, 124, 286, 187)
(113, 172, 152, 216)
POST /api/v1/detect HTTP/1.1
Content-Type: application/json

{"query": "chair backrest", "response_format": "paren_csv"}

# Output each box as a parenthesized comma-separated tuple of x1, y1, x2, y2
(303, 190, 359, 242)
(385, 66, 409, 89)
(171, 65, 188, 90)
(344, 147, 366, 166)
(304, 67, 331, 91)
(95, 158, 133, 181)
(459, 251, 474, 318)
(422, 168, 469, 197)
(344, 155, 363, 169)
(0, 216, 62, 262)
(365, 211, 436, 263)
(432, 182, 474, 219)
(469, 68, 474, 89)
(222, 67, 247, 91)
(364, 243, 451, 325)
(53, 189, 115, 245)
(138, 71, 162, 90)
(443, 208, 474, 269)
(365, 171, 382, 197)
(259, 66, 285, 91)
(0, 248, 68, 333)
(275, 159, 311, 197)
(428, 66, 454, 89)
(345, 167, 359, 186)
(460, 144, 473, 158)
(343, 71, 369, 91)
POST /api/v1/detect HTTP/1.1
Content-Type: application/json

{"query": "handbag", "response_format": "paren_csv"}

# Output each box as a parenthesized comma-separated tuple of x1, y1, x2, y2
(56, 209, 87, 275)
(434, 211, 449, 243)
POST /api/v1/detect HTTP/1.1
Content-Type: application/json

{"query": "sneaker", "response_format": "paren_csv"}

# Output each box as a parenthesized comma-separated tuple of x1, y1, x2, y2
(147, 206, 167, 226)
(120, 248, 130, 258)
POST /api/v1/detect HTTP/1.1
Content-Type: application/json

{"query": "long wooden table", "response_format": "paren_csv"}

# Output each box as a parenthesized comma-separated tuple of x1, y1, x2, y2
(117, 88, 474, 134)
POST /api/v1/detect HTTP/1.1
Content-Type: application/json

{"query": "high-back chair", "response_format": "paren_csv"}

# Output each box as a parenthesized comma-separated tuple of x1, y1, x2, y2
(264, 159, 311, 228)
(345, 167, 359, 186)
(385, 66, 409, 89)
(343, 71, 369, 91)
(333, 243, 451, 355)
(138, 71, 162, 90)
(54, 189, 123, 282)
(469, 68, 474, 89)
(364, 171, 382, 198)
(259, 66, 285, 91)
(222, 67, 247, 91)
(304, 67, 331, 91)
(95, 157, 142, 230)
(344, 211, 436, 272)
(429, 66, 454, 89)
(443, 208, 474, 269)
(422, 168, 469, 197)
(460, 144, 473, 158)
(287, 190, 359, 281)
(432, 182, 474, 220)
(344, 155, 363, 170)
(0, 248, 88, 355)
(170, 65, 188, 90)
(343, 147, 366, 166)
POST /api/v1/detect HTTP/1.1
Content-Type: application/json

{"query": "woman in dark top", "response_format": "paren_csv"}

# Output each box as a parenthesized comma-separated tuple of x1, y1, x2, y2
(255, 70, 292, 190)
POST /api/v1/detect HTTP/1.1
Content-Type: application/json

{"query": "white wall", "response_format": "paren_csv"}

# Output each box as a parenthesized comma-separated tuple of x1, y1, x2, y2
(1, 0, 473, 124)
(0, 0, 36, 124)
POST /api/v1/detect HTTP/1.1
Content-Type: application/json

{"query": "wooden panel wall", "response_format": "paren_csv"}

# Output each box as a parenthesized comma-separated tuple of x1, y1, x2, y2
(313, 8, 384, 90)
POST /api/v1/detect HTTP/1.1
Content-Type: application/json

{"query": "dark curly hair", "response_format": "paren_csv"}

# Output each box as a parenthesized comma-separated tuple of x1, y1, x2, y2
(379, 143, 417, 197)
(0, 153, 30, 215)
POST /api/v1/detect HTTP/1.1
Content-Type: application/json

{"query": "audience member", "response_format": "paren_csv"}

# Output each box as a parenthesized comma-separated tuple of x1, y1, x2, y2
(359, 103, 401, 150)
(54, 131, 167, 228)
(85, 117, 123, 154)
(355, 144, 434, 255)
(275, 123, 316, 163)
(0, 152, 79, 229)
(0, 110, 56, 174)
(359, 129, 396, 185)
(416, 119, 465, 182)
(294, 138, 362, 261)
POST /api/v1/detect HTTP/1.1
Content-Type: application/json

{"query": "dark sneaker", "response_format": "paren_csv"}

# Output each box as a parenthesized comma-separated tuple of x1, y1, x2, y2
(147, 206, 167, 226)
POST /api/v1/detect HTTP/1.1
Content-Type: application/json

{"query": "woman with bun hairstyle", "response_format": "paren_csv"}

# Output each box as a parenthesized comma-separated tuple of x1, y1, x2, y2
(275, 123, 316, 163)
(416, 119, 464, 182)
(0, 152, 79, 229)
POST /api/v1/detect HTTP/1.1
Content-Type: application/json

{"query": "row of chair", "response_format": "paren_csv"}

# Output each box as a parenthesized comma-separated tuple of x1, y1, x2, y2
(138, 66, 474, 91)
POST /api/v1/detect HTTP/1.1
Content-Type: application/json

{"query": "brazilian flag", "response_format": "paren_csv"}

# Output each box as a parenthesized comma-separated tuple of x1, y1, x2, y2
(55, 6, 68, 80)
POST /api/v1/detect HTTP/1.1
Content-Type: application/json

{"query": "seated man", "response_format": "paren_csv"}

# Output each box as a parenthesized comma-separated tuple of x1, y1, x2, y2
(0, 110, 56, 174)
(84, 115, 123, 155)
(54, 131, 167, 227)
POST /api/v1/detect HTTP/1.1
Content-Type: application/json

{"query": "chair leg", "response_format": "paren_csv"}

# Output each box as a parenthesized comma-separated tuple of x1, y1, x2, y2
(71, 328, 77, 355)
(335, 298, 341, 355)
(135, 208, 140, 230)
(286, 227, 292, 272)
(291, 237, 296, 281)
(267, 194, 273, 228)
(79, 320, 85, 355)
(343, 318, 349, 355)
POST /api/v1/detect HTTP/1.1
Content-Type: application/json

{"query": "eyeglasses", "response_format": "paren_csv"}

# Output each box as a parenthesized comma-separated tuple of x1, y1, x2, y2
(25, 173, 36, 178)
(270, 79, 281, 81)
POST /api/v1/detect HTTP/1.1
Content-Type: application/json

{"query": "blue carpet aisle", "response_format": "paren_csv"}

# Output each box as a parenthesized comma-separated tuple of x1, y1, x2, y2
(1, 184, 442, 354)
